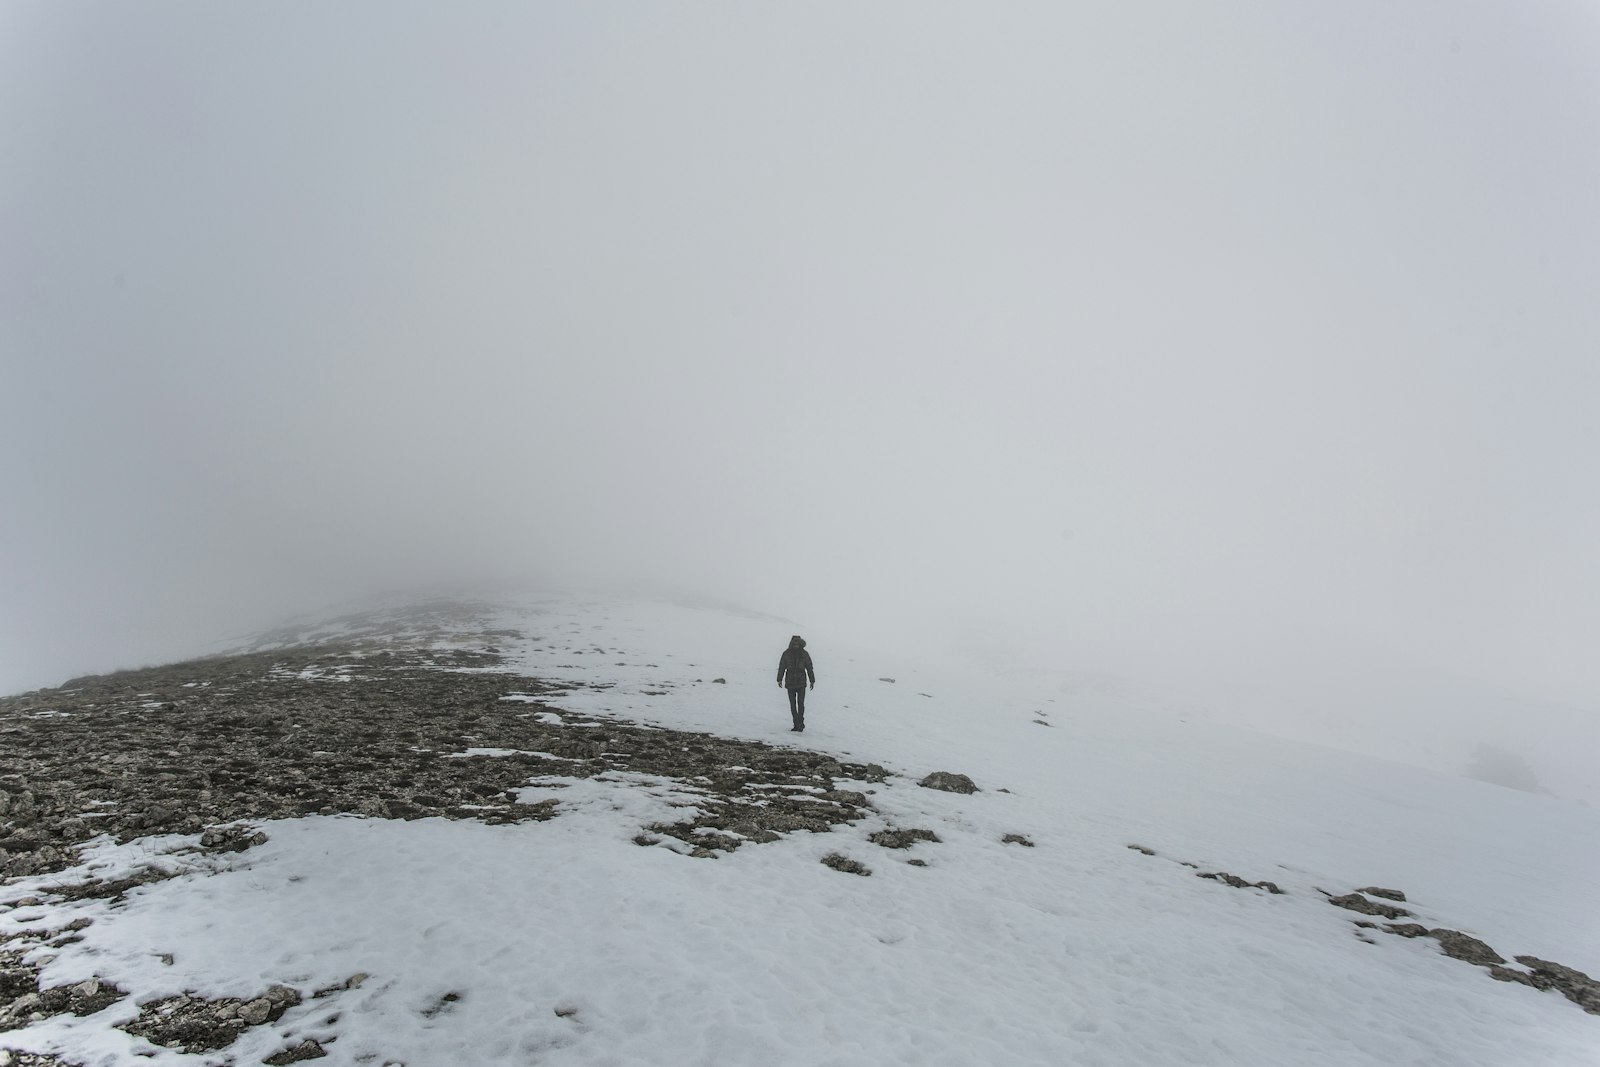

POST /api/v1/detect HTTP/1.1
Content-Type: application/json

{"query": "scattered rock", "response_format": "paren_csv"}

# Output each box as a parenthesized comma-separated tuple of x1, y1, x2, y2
(1432, 929, 1505, 966)
(1384, 923, 1430, 938)
(711, 678, 726, 685)
(1126, 844, 1156, 856)
(0, 642, 889, 894)
(1327, 892, 1410, 919)
(917, 771, 977, 794)
(905, 858, 928, 867)
(0, 944, 126, 1033)
(0, 1051, 83, 1066)
(120, 986, 300, 1052)
(821, 853, 871, 876)
(1488, 964, 1551, 989)
(422, 991, 462, 1018)
(1001, 833, 1035, 847)
(868, 828, 939, 849)
(199, 825, 269, 852)
(265, 1039, 327, 1064)
(878, 678, 895, 683)
(1516, 956, 1600, 1014)
(1198, 871, 1283, 894)
(1358, 886, 1407, 902)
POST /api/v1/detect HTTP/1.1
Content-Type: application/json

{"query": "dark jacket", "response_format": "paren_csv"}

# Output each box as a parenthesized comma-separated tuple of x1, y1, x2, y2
(777, 636, 815, 690)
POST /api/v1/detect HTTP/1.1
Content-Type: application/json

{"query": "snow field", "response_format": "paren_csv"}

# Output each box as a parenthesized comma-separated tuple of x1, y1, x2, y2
(2, 593, 1596, 1065)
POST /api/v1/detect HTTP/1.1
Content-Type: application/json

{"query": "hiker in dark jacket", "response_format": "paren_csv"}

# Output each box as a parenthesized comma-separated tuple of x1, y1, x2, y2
(776, 635, 815, 732)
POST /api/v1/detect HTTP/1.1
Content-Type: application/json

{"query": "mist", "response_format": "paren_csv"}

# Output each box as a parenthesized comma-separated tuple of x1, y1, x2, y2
(4, 3, 1598, 795)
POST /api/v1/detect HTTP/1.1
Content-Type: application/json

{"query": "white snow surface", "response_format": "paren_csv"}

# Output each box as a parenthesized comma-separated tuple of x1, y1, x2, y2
(4, 593, 1598, 1065)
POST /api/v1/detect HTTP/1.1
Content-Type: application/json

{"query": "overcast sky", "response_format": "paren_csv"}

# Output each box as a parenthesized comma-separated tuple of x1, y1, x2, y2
(4, 3, 1599, 772)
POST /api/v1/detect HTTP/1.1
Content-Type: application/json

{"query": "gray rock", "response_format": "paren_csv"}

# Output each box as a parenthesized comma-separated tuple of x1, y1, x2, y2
(1384, 923, 1431, 938)
(821, 853, 870, 876)
(1432, 929, 1505, 966)
(265, 1038, 327, 1064)
(1327, 893, 1410, 919)
(1516, 956, 1600, 1014)
(868, 828, 940, 849)
(1357, 886, 1407, 902)
(1199, 871, 1283, 894)
(918, 771, 977, 794)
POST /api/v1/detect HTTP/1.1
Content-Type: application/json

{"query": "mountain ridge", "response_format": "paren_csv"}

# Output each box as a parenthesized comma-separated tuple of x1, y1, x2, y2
(1, 594, 1595, 1064)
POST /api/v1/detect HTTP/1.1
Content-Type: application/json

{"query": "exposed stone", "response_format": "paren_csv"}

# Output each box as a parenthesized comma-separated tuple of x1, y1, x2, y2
(265, 1039, 327, 1064)
(1001, 833, 1035, 847)
(868, 827, 940, 849)
(725, 823, 780, 844)
(1488, 965, 1552, 989)
(1357, 886, 1407, 902)
(1327, 893, 1410, 919)
(821, 853, 870, 876)
(1384, 923, 1431, 938)
(1515, 956, 1600, 1014)
(199, 825, 269, 853)
(1199, 871, 1283, 894)
(1126, 844, 1156, 856)
(0, 1051, 83, 1066)
(0, 942, 126, 1033)
(917, 771, 977, 794)
(0, 641, 888, 897)
(1431, 929, 1505, 966)
(120, 986, 302, 1052)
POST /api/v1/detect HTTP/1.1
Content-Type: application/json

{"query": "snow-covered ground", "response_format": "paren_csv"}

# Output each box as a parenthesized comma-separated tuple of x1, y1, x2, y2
(4, 593, 1598, 1065)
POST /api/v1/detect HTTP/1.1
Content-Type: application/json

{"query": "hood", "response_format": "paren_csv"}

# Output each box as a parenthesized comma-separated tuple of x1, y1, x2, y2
(789, 635, 806, 649)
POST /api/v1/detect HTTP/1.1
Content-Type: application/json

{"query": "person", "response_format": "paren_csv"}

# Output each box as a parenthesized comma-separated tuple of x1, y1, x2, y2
(776, 635, 815, 732)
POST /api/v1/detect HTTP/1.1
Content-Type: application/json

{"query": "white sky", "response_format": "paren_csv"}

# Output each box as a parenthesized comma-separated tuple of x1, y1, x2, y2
(3, 3, 1598, 759)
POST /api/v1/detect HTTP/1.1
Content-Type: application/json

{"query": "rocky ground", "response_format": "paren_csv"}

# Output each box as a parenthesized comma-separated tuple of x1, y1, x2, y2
(0, 637, 926, 1062)
(0, 641, 899, 884)
(2, 625, 1595, 1064)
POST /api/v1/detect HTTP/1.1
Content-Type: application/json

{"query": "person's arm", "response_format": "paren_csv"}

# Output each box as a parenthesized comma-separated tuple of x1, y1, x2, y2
(805, 651, 815, 688)
(776, 653, 787, 687)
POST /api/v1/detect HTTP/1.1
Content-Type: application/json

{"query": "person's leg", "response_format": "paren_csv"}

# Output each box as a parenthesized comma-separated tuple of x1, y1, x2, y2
(787, 688, 801, 730)
(794, 686, 806, 731)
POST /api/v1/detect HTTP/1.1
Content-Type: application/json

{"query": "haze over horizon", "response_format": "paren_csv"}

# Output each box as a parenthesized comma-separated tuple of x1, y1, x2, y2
(4, 4, 1597, 792)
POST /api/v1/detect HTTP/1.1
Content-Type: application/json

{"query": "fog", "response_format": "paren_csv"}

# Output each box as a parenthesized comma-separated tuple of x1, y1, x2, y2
(4, 4, 1598, 794)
